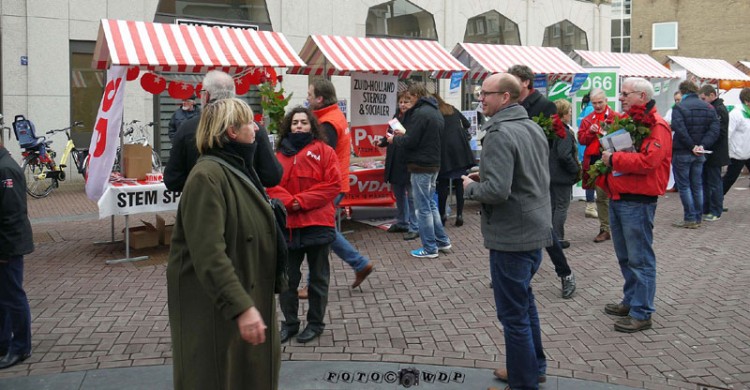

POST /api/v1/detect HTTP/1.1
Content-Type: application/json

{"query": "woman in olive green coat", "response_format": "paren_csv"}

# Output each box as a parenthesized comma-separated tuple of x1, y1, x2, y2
(167, 98, 280, 390)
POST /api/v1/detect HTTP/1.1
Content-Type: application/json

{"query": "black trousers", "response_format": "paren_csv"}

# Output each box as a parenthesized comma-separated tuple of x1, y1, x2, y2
(722, 158, 750, 195)
(280, 244, 330, 332)
(436, 177, 465, 220)
(545, 230, 572, 278)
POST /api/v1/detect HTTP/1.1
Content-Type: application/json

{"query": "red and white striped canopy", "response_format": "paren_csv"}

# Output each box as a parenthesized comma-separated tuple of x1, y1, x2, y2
(452, 43, 587, 81)
(667, 56, 750, 82)
(735, 61, 750, 75)
(572, 50, 676, 79)
(92, 19, 305, 74)
(286, 35, 468, 79)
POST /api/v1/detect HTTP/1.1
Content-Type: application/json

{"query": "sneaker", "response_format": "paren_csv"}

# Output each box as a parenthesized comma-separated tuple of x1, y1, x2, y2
(614, 316, 652, 333)
(703, 214, 720, 222)
(437, 243, 452, 252)
(672, 220, 700, 229)
(585, 203, 598, 219)
(561, 274, 576, 299)
(410, 248, 438, 258)
(387, 224, 408, 233)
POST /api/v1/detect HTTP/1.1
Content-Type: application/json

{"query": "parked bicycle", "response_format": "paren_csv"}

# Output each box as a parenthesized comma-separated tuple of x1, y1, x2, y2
(8, 114, 87, 198)
(112, 120, 162, 173)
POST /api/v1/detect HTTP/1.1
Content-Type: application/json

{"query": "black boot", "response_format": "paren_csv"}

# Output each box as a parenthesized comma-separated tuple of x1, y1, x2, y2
(454, 215, 463, 227)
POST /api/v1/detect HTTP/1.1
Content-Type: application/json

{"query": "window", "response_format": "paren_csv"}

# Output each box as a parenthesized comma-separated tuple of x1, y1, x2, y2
(70, 41, 105, 148)
(652, 22, 678, 50)
(366, 0, 437, 39)
(543, 20, 588, 52)
(611, 18, 631, 53)
(463, 11, 520, 45)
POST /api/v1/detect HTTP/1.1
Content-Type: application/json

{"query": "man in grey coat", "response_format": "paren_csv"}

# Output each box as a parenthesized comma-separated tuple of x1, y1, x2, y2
(463, 73, 552, 390)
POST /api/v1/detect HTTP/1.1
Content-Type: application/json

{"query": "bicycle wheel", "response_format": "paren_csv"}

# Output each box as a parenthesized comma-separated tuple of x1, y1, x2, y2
(151, 149, 162, 172)
(22, 155, 57, 198)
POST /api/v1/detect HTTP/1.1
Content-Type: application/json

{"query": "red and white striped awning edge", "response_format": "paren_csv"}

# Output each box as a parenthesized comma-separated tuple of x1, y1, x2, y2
(92, 19, 305, 73)
(668, 56, 750, 82)
(573, 50, 676, 79)
(452, 43, 587, 81)
(287, 35, 468, 79)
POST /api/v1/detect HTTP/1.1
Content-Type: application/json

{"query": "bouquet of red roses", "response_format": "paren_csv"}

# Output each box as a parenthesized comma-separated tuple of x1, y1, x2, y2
(585, 104, 655, 187)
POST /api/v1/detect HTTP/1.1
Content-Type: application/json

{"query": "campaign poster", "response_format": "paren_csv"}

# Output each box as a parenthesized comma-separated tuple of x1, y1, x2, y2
(350, 72, 398, 157)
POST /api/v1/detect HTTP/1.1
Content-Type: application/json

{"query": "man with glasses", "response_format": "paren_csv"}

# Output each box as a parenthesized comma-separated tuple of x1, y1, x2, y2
(464, 73, 551, 390)
(579, 88, 620, 243)
(599, 77, 672, 333)
(507, 64, 577, 300)
(164, 70, 282, 192)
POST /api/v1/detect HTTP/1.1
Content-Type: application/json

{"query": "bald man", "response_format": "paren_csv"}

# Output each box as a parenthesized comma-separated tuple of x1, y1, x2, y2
(463, 73, 551, 389)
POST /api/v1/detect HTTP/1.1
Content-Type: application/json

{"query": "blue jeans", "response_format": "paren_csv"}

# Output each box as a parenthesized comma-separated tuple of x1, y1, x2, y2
(330, 193, 369, 272)
(0, 256, 32, 356)
(411, 172, 450, 253)
(672, 154, 705, 223)
(392, 182, 418, 233)
(585, 188, 595, 202)
(702, 165, 723, 217)
(609, 200, 657, 321)
(490, 249, 546, 390)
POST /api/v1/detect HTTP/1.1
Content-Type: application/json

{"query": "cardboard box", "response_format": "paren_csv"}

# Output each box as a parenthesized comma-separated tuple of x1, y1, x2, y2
(124, 221, 159, 250)
(123, 144, 153, 179)
(155, 214, 174, 246)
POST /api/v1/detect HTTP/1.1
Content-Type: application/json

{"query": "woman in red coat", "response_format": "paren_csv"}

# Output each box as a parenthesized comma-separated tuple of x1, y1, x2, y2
(266, 106, 341, 345)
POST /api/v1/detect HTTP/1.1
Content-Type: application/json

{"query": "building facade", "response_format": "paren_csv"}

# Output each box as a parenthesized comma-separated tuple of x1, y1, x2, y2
(1, 0, 612, 166)
(630, 0, 750, 64)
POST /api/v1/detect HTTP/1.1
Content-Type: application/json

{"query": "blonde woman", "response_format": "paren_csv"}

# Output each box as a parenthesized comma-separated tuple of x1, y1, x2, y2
(167, 98, 280, 389)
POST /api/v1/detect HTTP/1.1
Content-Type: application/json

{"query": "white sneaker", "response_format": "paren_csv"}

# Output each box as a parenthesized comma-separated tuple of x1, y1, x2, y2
(585, 203, 598, 219)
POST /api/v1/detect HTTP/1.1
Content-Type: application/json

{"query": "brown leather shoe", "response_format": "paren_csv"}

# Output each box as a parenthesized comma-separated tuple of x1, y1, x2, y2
(492, 368, 546, 383)
(593, 231, 611, 243)
(614, 316, 652, 333)
(298, 286, 308, 300)
(604, 303, 630, 316)
(351, 263, 374, 288)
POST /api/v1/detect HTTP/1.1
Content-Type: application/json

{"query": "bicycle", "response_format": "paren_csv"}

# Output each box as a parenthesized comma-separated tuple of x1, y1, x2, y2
(9, 114, 87, 198)
(112, 120, 162, 174)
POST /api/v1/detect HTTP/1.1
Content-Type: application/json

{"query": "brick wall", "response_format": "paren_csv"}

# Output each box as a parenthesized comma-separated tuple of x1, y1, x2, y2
(631, 0, 750, 63)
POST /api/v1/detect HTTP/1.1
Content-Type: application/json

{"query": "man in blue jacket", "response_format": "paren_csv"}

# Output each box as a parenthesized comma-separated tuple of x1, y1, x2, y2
(670, 81, 719, 228)
(0, 128, 34, 369)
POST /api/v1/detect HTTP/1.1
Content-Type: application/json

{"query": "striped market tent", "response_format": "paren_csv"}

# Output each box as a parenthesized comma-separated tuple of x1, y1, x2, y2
(572, 50, 677, 79)
(451, 43, 587, 83)
(92, 19, 305, 73)
(667, 56, 750, 84)
(286, 35, 468, 79)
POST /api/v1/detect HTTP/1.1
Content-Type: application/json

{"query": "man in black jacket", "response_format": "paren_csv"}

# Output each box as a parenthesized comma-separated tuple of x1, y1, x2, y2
(164, 70, 282, 192)
(698, 85, 730, 220)
(386, 83, 451, 259)
(508, 64, 577, 300)
(0, 128, 34, 369)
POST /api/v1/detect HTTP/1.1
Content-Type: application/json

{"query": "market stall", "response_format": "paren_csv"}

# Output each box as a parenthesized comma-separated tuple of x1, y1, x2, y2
(666, 56, 750, 112)
(88, 18, 305, 262)
(287, 34, 468, 207)
(571, 50, 678, 120)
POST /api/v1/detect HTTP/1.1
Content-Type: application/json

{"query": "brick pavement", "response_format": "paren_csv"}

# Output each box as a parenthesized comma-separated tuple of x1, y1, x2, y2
(1, 181, 749, 389)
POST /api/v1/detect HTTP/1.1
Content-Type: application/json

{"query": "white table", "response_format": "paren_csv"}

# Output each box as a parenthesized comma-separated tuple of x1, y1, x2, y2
(97, 181, 181, 264)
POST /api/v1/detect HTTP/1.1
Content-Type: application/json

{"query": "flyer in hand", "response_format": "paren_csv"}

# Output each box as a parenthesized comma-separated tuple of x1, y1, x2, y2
(388, 118, 406, 133)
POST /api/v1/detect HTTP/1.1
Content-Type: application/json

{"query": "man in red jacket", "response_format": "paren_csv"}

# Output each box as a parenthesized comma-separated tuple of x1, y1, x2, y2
(599, 77, 672, 333)
(578, 88, 620, 243)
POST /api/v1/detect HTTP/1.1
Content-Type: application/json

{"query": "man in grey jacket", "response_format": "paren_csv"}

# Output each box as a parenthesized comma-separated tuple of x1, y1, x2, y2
(463, 73, 552, 390)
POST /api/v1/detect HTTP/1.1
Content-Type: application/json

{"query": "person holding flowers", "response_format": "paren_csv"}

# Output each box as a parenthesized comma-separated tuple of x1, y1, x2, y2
(578, 88, 620, 243)
(547, 99, 581, 251)
(597, 77, 672, 333)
